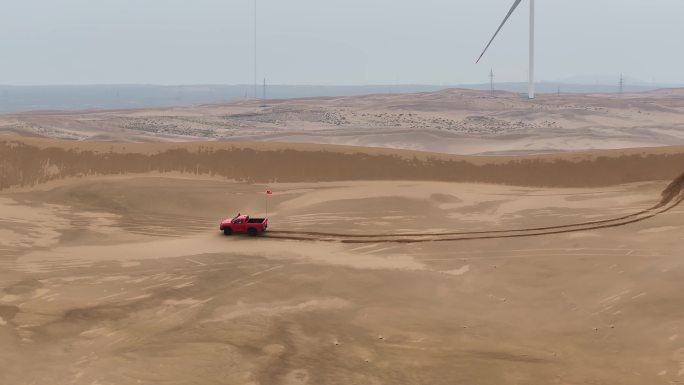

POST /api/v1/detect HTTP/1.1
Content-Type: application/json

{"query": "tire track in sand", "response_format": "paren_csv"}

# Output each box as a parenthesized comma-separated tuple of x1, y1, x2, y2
(262, 173, 684, 244)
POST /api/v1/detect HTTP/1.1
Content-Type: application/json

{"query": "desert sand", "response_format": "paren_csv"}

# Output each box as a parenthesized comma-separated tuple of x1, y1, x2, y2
(3, 88, 684, 155)
(2, 135, 684, 384)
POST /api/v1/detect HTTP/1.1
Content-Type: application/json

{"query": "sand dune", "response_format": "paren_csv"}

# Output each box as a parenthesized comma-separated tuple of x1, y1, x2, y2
(3, 135, 684, 384)
(3, 174, 684, 384)
(3, 136, 684, 191)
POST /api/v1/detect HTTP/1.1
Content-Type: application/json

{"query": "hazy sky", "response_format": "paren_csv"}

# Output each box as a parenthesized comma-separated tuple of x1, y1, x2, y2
(2, 0, 683, 85)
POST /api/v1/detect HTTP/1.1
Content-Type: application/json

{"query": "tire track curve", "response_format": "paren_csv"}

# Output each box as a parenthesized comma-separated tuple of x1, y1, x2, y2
(262, 172, 684, 244)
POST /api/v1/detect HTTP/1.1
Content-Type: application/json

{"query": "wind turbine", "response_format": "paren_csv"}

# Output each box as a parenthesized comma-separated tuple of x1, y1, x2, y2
(476, 0, 535, 99)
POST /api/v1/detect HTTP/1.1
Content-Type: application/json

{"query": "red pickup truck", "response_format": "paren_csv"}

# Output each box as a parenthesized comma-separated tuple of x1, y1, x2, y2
(220, 214, 268, 236)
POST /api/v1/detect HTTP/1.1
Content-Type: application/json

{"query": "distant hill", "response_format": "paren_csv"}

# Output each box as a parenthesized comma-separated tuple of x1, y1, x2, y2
(1, 82, 682, 113)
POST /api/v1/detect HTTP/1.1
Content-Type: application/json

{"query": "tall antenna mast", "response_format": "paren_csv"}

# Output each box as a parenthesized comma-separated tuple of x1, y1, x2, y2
(619, 74, 624, 96)
(253, 0, 257, 99)
(263, 78, 266, 101)
(528, 0, 535, 99)
(489, 69, 495, 97)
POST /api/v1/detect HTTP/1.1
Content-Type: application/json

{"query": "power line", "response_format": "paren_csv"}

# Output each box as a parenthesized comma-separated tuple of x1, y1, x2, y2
(489, 69, 495, 97)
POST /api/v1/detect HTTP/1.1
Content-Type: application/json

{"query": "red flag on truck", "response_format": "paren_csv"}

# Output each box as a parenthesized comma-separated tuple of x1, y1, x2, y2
(266, 190, 273, 195)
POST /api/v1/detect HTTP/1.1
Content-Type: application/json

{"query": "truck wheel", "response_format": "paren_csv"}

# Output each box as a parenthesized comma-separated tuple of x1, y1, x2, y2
(223, 228, 233, 236)
(247, 227, 258, 236)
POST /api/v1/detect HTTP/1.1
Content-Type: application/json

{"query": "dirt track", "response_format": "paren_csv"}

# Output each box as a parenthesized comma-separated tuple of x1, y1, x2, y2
(264, 172, 684, 243)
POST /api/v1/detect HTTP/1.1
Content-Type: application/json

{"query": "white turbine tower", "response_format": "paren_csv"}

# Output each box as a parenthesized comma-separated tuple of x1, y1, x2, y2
(477, 0, 535, 99)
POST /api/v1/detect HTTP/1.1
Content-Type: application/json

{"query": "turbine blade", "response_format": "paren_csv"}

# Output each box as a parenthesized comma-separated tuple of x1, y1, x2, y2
(476, 0, 523, 63)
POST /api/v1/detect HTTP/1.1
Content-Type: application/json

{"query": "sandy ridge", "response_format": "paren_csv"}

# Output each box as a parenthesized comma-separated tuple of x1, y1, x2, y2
(3, 137, 684, 189)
